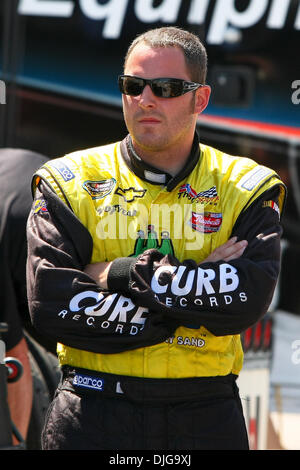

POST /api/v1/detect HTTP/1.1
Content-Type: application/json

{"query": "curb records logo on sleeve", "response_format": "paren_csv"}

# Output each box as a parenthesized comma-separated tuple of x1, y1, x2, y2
(83, 178, 116, 199)
(189, 211, 222, 233)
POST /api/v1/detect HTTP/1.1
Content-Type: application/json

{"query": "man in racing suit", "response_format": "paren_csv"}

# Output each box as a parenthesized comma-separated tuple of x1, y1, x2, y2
(26, 27, 286, 450)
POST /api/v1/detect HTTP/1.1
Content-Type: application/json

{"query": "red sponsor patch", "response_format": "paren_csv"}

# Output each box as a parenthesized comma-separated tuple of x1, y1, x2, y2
(189, 211, 222, 233)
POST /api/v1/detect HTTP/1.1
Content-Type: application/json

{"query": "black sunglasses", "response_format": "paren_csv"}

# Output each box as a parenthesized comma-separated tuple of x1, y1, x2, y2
(118, 75, 203, 98)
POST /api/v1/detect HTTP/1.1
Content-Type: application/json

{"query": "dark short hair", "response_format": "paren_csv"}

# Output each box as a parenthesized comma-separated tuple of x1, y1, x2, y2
(124, 26, 208, 84)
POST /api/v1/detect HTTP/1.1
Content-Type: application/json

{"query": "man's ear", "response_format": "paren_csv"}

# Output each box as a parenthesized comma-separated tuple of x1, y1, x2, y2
(194, 85, 211, 115)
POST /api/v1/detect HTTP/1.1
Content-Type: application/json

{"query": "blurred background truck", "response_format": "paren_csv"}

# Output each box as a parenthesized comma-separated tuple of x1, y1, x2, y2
(0, 0, 299, 450)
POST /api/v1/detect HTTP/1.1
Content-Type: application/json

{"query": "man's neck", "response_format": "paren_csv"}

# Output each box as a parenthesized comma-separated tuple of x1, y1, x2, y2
(120, 133, 201, 190)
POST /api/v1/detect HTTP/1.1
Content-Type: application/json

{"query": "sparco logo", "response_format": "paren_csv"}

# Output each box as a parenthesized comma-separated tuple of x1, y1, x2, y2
(18, 0, 300, 44)
(73, 373, 104, 391)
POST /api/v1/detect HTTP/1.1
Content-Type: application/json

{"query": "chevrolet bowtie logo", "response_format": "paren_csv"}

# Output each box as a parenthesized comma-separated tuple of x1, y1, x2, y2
(115, 186, 146, 202)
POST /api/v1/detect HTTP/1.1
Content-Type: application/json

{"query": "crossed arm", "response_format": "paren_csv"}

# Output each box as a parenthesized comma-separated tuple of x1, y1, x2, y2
(84, 236, 249, 289)
(26, 180, 282, 353)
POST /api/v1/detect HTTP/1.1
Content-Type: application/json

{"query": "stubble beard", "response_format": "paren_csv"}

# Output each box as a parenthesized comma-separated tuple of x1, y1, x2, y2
(124, 93, 197, 158)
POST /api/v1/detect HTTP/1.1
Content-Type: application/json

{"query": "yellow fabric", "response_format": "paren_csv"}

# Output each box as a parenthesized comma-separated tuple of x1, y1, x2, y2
(36, 142, 285, 378)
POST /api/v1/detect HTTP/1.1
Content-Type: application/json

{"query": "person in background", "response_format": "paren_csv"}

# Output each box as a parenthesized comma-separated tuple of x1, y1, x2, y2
(0, 148, 49, 445)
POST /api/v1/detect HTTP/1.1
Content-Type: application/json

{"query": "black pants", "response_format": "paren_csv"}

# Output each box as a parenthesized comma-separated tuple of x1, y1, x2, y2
(42, 367, 249, 450)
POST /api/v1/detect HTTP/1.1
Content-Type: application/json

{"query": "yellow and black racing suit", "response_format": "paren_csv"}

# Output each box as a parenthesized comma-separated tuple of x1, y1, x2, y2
(26, 133, 286, 449)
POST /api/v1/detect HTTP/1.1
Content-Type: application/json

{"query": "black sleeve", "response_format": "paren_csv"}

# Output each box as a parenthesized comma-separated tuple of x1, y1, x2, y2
(26, 180, 179, 354)
(107, 186, 284, 336)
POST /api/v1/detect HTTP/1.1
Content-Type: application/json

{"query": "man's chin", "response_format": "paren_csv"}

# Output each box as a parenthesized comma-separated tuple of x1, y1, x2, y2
(133, 134, 169, 153)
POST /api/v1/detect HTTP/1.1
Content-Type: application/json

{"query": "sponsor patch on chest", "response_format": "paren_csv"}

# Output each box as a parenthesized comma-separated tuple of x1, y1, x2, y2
(178, 183, 219, 204)
(188, 211, 222, 233)
(83, 178, 116, 199)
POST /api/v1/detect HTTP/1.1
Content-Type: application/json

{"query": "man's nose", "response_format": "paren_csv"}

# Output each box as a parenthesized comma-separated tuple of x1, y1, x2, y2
(138, 84, 157, 108)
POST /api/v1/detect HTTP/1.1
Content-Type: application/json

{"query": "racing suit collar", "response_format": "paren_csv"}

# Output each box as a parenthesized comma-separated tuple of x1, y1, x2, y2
(120, 133, 201, 191)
